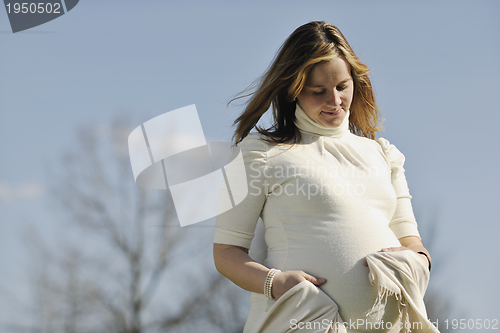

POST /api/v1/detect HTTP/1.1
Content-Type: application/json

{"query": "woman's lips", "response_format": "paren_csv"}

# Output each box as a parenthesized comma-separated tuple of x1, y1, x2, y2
(321, 109, 342, 116)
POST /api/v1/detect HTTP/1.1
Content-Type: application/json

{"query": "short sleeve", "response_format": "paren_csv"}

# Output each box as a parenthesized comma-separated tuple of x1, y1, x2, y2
(212, 133, 269, 249)
(377, 138, 420, 239)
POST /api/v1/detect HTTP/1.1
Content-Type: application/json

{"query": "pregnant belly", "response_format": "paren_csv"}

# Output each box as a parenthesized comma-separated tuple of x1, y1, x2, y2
(265, 226, 403, 332)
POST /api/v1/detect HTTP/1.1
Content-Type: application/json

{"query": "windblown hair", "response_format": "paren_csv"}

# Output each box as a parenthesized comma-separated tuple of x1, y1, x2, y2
(231, 21, 382, 146)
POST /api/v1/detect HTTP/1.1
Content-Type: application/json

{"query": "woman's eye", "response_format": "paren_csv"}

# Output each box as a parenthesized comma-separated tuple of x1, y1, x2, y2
(313, 90, 326, 96)
(337, 85, 348, 91)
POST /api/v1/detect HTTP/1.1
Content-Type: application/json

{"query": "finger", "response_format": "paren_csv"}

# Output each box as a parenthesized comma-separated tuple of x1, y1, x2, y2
(303, 273, 326, 285)
(381, 247, 406, 252)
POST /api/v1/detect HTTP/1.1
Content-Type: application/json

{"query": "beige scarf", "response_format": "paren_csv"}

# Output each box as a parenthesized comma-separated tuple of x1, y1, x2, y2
(246, 250, 439, 333)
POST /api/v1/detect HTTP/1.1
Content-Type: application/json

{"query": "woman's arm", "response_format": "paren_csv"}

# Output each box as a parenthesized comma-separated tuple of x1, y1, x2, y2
(213, 243, 326, 300)
(213, 243, 270, 294)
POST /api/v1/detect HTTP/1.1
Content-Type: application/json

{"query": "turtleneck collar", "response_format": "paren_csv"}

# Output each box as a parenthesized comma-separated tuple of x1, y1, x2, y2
(294, 103, 350, 138)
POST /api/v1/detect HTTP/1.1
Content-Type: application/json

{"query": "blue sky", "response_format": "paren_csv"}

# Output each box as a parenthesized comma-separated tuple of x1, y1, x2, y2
(1, 0, 499, 328)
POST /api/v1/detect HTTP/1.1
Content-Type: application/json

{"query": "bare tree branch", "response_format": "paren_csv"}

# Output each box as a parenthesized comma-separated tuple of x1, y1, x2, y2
(22, 114, 248, 333)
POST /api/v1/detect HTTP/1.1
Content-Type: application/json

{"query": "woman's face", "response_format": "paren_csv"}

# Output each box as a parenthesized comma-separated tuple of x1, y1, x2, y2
(297, 57, 354, 128)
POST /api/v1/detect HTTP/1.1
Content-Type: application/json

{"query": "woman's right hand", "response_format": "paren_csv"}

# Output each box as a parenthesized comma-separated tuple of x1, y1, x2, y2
(271, 270, 326, 300)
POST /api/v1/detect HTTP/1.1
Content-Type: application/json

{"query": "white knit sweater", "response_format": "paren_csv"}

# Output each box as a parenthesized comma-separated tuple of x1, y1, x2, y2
(213, 104, 422, 332)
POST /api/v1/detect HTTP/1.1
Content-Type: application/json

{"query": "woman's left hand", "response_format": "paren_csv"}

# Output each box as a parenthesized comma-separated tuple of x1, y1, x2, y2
(382, 236, 432, 269)
(364, 246, 412, 266)
(365, 236, 432, 269)
(380, 246, 407, 252)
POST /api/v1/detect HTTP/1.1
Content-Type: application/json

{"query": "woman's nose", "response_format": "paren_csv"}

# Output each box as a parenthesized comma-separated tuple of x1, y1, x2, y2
(326, 90, 342, 107)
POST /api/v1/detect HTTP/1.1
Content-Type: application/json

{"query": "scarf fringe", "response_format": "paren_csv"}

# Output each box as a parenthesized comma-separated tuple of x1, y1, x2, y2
(366, 285, 413, 333)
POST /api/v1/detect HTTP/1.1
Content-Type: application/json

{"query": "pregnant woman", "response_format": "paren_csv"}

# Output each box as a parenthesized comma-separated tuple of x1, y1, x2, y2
(213, 21, 434, 333)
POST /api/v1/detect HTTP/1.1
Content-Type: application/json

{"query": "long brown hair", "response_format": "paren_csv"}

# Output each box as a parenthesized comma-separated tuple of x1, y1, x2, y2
(230, 21, 382, 146)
